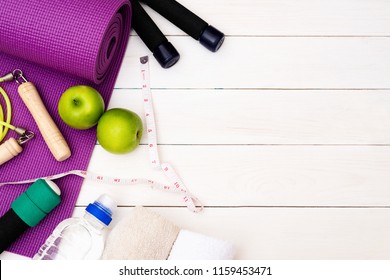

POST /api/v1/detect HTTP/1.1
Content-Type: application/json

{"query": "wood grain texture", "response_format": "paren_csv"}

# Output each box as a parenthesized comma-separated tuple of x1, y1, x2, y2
(18, 82, 71, 161)
(57, 0, 390, 260)
(108, 89, 390, 145)
(77, 145, 390, 207)
(137, 0, 390, 36)
(116, 36, 390, 89)
(71, 207, 390, 260)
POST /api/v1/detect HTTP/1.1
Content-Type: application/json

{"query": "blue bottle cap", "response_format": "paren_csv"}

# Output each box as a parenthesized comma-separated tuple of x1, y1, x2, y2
(85, 194, 116, 226)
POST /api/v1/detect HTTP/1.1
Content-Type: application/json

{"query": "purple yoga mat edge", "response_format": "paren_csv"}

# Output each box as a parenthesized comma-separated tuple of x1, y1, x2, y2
(0, 0, 132, 258)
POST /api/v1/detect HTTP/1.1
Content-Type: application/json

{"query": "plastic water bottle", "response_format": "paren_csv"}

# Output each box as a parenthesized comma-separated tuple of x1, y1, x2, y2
(33, 194, 116, 260)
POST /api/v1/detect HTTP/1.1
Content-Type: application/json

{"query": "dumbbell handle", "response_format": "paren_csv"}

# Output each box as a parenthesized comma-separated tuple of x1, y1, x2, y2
(0, 209, 29, 253)
(18, 82, 71, 162)
(132, 0, 167, 52)
(0, 138, 22, 166)
(141, 0, 207, 39)
(140, 0, 224, 51)
(132, 0, 180, 68)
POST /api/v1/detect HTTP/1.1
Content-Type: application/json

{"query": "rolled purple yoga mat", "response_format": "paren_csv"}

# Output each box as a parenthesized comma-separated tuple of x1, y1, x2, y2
(0, 0, 132, 257)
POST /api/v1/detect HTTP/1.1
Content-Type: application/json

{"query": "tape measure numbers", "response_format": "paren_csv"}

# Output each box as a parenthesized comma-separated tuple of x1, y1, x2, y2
(140, 56, 202, 210)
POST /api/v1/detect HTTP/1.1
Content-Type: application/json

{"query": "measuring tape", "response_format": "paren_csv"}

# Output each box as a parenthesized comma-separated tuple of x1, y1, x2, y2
(139, 56, 202, 211)
(0, 57, 203, 213)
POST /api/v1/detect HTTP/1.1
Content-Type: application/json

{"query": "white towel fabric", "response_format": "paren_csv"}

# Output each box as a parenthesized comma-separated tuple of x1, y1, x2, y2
(168, 229, 235, 260)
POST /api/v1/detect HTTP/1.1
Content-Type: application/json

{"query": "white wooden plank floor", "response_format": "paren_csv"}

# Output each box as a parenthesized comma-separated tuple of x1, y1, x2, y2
(6, 0, 390, 260)
(79, 0, 390, 259)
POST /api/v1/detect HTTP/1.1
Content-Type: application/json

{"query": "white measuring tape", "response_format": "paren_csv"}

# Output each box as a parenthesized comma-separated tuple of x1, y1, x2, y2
(140, 56, 160, 169)
(139, 55, 202, 212)
(0, 56, 203, 213)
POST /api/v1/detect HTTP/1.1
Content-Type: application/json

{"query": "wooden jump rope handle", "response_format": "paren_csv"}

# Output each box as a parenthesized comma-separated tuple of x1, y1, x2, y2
(18, 82, 71, 162)
(0, 138, 22, 166)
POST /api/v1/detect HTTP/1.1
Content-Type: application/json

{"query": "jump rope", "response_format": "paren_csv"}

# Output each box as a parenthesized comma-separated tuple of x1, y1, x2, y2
(0, 70, 71, 166)
(0, 85, 12, 141)
(0, 72, 35, 165)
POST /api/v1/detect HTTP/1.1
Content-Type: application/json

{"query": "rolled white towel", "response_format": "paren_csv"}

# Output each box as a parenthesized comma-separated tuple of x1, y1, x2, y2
(168, 229, 235, 260)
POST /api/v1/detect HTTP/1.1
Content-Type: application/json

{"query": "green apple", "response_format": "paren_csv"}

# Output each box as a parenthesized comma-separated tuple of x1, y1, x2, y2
(97, 108, 143, 154)
(58, 85, 105, 129)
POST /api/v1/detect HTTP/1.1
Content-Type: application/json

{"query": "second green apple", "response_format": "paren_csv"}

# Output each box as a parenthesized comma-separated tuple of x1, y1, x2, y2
(97, 108, 143, 154)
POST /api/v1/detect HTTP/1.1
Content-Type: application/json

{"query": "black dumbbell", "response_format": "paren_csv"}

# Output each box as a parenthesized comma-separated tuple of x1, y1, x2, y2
(131, 0, 224, 68)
